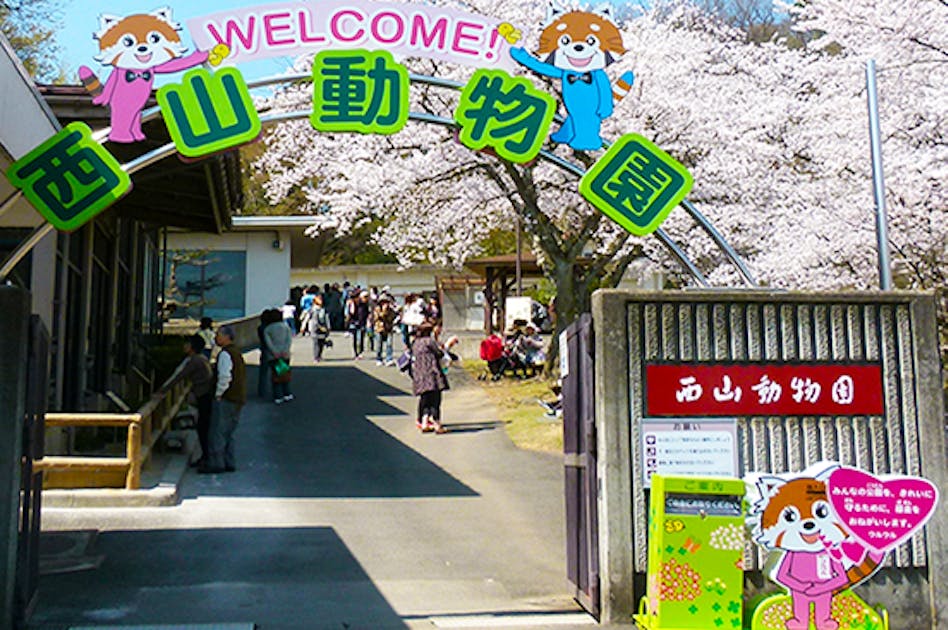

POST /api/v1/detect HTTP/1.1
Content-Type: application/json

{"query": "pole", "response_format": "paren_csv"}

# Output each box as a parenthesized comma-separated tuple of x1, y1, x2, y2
(515, 214, 522, 296)
(866, 59, 893, 290)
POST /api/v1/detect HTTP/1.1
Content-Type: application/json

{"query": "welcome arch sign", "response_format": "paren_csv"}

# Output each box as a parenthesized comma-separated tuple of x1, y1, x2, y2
(2, 2, 757, 287)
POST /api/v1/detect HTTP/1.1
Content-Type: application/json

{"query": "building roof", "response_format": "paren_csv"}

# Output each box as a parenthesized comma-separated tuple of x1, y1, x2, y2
(38, 85, 243, 234)
(230, 215, 339, 230)
(464, 253, 543, 278)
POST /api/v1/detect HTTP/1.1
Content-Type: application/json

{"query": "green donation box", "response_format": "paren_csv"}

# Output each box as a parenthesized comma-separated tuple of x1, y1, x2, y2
(635, 475, 746, 630)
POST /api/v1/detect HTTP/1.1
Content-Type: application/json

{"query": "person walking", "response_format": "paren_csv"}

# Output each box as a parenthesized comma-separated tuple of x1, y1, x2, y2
(374, 295, 397, 365)
(349, 290, 370, 359)
(400, 293, 426, 347)
(281, 300, 298, 336)
(159, 334, 213, 468)
(299, 286, 319, 335)
(200, 325, 246, 474)
(411, 321, 449, 434)
(256, 309, 278, 399)
(307, 294, 331, 362)
(264, 314, 294, 404)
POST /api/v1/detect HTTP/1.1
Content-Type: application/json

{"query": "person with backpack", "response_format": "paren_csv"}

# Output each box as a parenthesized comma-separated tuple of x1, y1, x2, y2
(307, 294, 331, 362)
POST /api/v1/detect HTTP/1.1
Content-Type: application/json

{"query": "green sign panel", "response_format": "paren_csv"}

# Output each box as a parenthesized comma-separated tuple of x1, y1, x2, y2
(580, 133, 693, 237)
(157, 67, 261, 159)
(635, 475, 745, 630)
(310, 49, 409, 135)
(5, 122, 131, 232)
(454, 69, 556, 164)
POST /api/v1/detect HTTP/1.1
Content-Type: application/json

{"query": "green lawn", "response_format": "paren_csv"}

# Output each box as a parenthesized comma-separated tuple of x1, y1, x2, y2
(461, 360, 563, 454)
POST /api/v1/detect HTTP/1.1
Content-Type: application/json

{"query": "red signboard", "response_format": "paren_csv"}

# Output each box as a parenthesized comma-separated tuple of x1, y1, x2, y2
(646, 363, 884, 417)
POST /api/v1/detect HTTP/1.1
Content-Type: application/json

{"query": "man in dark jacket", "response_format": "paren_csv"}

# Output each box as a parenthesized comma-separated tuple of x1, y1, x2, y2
(160, 334, 213, 467)
(200, 325, 247, 474)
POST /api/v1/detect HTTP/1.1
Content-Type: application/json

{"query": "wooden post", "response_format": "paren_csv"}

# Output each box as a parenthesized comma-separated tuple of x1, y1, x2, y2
(125, 420, 142, 490)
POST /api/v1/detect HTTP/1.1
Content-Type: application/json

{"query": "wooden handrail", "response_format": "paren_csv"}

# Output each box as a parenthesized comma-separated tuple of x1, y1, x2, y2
(44, 413, 141, 427)
(38, 379, 192, 489)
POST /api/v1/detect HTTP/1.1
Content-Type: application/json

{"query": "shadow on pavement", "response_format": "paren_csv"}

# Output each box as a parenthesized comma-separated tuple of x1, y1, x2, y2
(30, 527, 407, 629)
(440, 421, 504, 434)
(181, 365, 478, 499)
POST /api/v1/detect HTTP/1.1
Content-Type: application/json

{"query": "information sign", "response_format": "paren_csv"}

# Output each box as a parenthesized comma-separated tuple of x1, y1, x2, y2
(641, 418, 738, 488)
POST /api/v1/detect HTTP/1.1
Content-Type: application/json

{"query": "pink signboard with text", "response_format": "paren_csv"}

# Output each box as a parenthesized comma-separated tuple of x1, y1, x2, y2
(187, 0, 519, 71)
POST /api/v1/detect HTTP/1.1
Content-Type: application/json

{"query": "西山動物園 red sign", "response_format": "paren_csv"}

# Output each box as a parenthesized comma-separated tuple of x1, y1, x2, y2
(646, 362, 884, 417)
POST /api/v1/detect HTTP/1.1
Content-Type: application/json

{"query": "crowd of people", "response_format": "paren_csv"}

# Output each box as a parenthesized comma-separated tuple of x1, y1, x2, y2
(165, 283, 552, 474)
(257, 283, 456, 433)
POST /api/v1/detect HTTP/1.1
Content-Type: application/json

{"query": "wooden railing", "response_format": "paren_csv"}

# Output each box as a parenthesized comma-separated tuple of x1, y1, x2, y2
(35, 314, 260, 490)
(35, 379, 191, 490)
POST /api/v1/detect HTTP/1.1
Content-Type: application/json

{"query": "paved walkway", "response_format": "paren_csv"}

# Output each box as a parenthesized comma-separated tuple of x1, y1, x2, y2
(32, 337, 602, 629)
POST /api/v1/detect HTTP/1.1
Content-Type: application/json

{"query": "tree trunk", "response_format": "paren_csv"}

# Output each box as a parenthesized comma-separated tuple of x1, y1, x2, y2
(545, 256, 592, 373)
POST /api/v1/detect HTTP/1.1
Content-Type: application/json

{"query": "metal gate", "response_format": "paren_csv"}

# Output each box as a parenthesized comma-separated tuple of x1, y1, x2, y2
(16, 316, 47, 627)
(562, 313, 599, 618)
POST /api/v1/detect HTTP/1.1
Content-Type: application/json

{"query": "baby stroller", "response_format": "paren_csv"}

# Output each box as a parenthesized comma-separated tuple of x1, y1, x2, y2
(478, 333, 507, 380)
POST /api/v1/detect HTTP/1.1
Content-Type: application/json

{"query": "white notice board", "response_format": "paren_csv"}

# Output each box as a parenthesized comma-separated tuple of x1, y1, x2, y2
(641, 418, 739, 488)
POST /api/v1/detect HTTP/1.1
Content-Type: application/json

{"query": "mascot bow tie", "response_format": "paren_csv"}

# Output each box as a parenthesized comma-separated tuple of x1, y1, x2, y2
(566, 72, 593, 84)
(124, 70, 153, 82)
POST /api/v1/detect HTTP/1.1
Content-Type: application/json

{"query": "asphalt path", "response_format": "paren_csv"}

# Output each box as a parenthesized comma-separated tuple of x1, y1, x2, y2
(33, 336, 594, 629)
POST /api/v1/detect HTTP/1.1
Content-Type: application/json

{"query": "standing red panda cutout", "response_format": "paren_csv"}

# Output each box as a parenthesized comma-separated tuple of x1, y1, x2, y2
(78, 8, 227, 143)
(509, 2, 634, 151)
(749, 464, 886, 630)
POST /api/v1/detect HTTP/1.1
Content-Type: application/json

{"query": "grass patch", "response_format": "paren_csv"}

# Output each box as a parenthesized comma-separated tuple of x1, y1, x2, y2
(461, 359, 562, 454)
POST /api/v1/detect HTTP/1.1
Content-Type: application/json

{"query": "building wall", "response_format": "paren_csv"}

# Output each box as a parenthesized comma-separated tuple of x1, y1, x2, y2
(166, 230, 291, 317)
(0, 38, 60, 333)
(291, 264, 447, 299)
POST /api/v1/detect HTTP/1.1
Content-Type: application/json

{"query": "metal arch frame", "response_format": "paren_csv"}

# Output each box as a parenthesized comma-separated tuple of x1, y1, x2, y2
(1, 71, 758, 288)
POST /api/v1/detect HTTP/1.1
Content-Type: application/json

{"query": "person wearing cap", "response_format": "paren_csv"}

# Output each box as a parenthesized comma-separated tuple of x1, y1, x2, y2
(200, 325, 246, 474)
(517, 322, 546, 374)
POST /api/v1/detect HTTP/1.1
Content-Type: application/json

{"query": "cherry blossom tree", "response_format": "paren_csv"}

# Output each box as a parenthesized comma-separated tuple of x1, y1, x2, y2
(251, 0, 946, 345)
(253, 0, 789, 339)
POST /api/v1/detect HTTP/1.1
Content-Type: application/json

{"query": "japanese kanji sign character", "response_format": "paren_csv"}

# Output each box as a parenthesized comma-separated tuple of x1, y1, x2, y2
(790, 376, 821, 403)
(579, 133, 693, 237)
(675, 376, 702, 403)
(713, 375, 742, 402)
(832, 375, 855, 404)
(310, 49, 409, 135)
(751, 374, 782, 404)
(454, 69, 556, 164)
(6, 122, 131, 232)
(157, 67, 262, 159)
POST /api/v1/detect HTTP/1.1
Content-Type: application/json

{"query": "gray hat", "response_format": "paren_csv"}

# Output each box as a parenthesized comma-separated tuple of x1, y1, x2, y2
(217, 325, 236, 340)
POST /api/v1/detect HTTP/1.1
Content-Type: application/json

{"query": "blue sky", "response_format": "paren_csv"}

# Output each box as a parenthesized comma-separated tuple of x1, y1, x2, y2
(57, 0, 298, 84)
